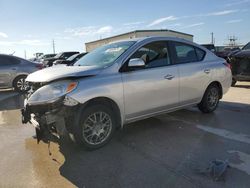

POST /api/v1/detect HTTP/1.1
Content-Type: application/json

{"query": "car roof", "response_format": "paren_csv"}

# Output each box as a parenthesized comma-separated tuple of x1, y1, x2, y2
(111, 36, 205, 51)
(111, 36, 194, 45)
(0, 54, 21, 59)
(0, 54, 34, 63)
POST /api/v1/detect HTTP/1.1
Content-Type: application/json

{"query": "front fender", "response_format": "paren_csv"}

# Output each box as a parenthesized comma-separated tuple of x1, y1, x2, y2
(68, 74, 125, 124)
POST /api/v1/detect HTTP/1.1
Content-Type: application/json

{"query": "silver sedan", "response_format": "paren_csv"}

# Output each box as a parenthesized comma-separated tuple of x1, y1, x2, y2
(22, 37, 232, 149)
(0, 54, 42, 92)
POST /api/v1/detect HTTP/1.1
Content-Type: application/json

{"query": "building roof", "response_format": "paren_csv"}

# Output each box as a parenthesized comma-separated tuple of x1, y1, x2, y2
(85, 29, 193, 45)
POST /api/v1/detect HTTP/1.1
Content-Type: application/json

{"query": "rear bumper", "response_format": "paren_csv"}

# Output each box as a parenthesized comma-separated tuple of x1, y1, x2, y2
(221, 68, 232, 94)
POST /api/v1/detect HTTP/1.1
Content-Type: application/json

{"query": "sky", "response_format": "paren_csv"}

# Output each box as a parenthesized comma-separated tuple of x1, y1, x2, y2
(0, 0, 249, 58)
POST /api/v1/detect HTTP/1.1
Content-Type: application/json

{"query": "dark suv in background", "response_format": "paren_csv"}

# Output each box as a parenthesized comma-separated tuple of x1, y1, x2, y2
(228, 42, 250, 86)
(201, 44, 216, 53)
(53, 52, 87, 66)
(43, 51, 79, 67)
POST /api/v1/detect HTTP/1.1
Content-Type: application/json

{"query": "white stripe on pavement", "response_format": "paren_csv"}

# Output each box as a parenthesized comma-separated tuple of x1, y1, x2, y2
(228, 150, 250, 175)
(197, 125, 250, 145)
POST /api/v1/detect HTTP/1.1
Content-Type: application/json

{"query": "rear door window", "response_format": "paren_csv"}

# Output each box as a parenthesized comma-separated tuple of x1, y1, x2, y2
(172, 42, 205, 64)
(195, 48, 206, 61)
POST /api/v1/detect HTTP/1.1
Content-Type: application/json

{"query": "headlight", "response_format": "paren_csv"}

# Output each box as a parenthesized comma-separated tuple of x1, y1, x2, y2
(27, 80, 78, 105)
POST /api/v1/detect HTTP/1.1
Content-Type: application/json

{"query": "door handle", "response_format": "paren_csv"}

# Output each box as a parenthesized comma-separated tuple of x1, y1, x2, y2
(12, 68, 17, 70)
(204, 69, 210, 74)
(164, 74, 175, 80)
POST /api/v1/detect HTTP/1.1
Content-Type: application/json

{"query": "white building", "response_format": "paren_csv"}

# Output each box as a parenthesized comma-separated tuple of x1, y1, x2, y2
(85, 29, 193, 52)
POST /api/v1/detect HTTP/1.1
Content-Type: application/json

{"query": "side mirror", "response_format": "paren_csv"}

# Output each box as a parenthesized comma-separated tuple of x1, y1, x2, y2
(128, 58, 145, 68)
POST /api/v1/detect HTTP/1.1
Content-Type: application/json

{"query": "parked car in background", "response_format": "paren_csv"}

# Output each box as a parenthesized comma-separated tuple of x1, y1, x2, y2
(216, 47, 241, 60)
(43, 51, 79, 67)
(215, 48, 231, 59)
(37, 54, 56, 62)
(30, 54, 57, 63)
(228, 42, 250, 86)
(53, 52, 87, 66)
(201, 44, 216, 53)
(28, 53, 44, 62)
(0, 54, 43, 92)
(22, 37, 231, 149)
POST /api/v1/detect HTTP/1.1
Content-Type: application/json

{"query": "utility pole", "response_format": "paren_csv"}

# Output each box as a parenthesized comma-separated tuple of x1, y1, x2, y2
(211, 32, 214, 44)
(24, 50, 27, 59)
(52, 39, 55, 54)
(227, 35, 238, 47)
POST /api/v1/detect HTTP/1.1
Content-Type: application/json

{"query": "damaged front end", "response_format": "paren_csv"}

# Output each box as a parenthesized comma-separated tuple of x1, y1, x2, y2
(21, 80, 79, 143)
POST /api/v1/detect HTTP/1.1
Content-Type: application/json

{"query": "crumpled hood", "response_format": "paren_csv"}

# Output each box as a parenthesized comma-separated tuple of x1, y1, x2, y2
(26, 65, 101, 83)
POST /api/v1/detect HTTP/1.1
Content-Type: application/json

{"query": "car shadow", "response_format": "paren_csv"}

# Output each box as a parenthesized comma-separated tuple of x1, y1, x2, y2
(233, 84, 250, 89)
(220, 100, 250, 113)
(0, 91, 25, 111)
(57, 117, 170, 187)
(55, 101, 250, 187)
(21, 101, 250, 188)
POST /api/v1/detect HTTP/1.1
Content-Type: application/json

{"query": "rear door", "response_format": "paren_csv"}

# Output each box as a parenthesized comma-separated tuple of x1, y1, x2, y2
(0, 55, 19, 88)
(170, 41, 210, 105)
(121, 41, 179, 121)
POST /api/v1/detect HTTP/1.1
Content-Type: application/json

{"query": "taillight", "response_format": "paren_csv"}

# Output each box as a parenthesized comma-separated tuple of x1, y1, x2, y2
(36, 63, 44, 69)
(223, 62, 231, 69)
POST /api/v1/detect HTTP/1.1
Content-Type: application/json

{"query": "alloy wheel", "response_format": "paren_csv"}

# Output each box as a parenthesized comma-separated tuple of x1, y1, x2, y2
(82, 111, 112, 145)
(207, 87, 219, 109)
(16, 78, 29, 91)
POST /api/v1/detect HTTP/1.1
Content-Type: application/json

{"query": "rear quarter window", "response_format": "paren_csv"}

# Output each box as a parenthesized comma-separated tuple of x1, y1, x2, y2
(195, 48, 206, 61)
(172, 42, 206, 64)
(174, 42, 197, 63)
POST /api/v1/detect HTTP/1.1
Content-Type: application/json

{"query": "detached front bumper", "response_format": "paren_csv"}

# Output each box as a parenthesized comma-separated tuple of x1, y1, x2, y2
(21, 96, 79, 142)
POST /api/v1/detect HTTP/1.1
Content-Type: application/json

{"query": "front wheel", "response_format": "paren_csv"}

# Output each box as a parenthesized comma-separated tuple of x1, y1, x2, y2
(198, 84, 220, 113)
(13, 75, 29, 92)
(71, 104, 116, 149)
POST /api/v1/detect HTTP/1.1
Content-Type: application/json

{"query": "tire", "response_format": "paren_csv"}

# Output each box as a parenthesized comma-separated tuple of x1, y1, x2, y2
(231, 78, 237, 87)
(13, 75, 29, 92)
(198, 84, 220, 113)
(71, 104, 116, 150)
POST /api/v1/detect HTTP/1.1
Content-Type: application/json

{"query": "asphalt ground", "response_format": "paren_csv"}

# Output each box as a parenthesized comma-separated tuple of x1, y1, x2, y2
(0, 82, 250, 188)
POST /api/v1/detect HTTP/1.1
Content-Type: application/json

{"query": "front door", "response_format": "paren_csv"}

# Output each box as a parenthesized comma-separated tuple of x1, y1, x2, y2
(121, 41, 179, 121)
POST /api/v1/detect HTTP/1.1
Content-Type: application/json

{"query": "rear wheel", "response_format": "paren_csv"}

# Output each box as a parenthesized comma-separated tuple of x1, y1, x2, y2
(71, 104, 116, 149)
(198, 84, 220, 113)
(13, 75, 29, 92)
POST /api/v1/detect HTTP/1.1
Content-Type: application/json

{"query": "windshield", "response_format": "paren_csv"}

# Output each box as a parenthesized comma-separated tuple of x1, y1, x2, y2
(54, 52, 63, 58)
(67, 54, 79, 61)
(74, 41, 135, 68)
(243, 42, 250, 50)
